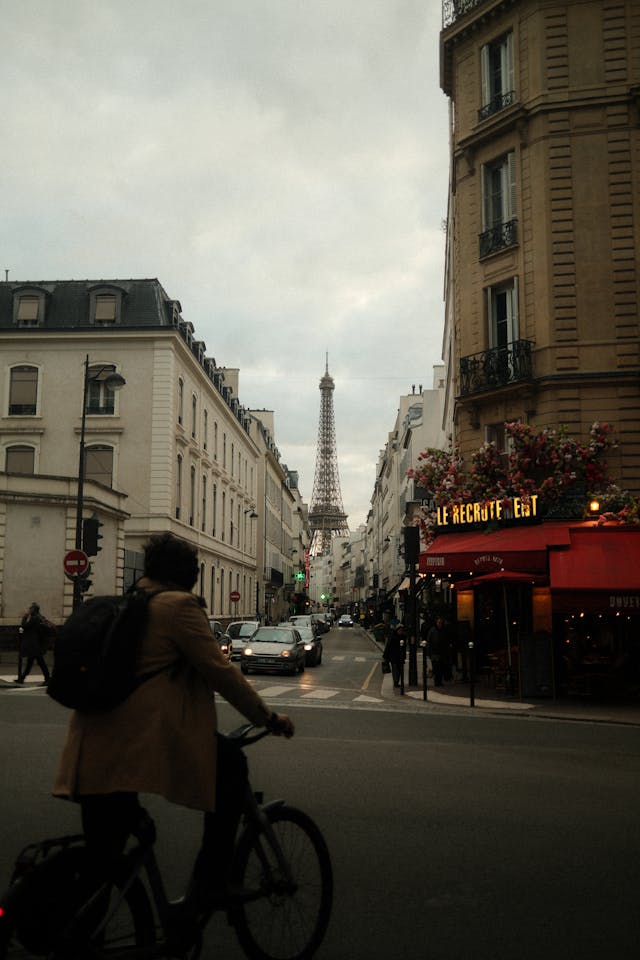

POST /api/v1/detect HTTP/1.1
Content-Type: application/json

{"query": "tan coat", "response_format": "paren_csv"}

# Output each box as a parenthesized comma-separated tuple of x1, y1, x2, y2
(53, 580, 271, 812)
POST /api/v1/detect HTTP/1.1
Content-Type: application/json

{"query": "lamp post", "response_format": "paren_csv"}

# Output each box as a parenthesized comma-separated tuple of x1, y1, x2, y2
(73, 355, 126, 610)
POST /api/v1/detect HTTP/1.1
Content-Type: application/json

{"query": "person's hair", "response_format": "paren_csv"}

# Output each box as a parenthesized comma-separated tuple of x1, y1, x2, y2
(143, 533, 199, 590)
(29, 602, 40, 614)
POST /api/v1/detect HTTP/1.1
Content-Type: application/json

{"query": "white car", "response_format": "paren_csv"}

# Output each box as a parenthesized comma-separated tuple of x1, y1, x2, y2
(337, 614, 354, 627)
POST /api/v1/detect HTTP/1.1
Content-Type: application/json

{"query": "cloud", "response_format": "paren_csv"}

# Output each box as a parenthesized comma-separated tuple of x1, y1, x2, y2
(1, 0, 449, 527)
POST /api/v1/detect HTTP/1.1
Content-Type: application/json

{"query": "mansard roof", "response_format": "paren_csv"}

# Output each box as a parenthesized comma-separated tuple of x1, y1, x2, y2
(0, 278, 179, 329)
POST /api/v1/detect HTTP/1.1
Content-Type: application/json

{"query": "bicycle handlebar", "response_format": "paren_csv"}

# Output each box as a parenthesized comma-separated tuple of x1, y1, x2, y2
(225, 723, 271, 747)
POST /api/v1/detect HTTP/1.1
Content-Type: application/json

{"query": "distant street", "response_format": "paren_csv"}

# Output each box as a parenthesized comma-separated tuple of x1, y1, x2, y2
(1, 626, 639, 959)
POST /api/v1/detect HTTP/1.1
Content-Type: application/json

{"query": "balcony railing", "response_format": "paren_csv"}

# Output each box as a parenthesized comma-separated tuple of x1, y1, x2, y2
(442, 0, 487, 29)
(479, 218, 518, 258)
(459, 340, 533, 397)
(478, 90, 516, 122)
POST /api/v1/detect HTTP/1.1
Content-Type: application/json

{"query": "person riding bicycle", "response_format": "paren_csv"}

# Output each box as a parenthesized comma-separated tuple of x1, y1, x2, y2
(53, 532, 294, 916)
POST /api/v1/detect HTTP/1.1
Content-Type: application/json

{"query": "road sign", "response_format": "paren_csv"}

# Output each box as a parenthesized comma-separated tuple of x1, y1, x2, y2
(63, 549, 90, 577)
(230, 590, 241, 603)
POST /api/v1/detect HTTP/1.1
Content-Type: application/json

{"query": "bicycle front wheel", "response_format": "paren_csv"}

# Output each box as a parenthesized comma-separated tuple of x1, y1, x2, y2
(230, 804, 333, 960)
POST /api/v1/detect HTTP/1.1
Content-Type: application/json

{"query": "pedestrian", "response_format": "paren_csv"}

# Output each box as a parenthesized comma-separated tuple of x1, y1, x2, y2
(52, 532, 293, 930)
(383, 624, 406, 687)
(427, 615, 449, 686)
(16, 602, 53, 685)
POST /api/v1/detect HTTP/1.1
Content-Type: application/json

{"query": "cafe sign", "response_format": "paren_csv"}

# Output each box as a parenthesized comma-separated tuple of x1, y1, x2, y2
(436, 494, 539, 529)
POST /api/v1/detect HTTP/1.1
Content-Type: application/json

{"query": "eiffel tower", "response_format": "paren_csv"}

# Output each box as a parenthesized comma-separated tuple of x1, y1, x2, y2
(309, 356, 349, 555)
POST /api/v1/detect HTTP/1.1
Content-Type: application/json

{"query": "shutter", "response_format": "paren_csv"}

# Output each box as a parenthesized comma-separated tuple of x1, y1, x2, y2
(506, 151, 516, 221)
(505, 32, 515, 97)
(510, 277, 520, 342)
(480, 44, 490, 108)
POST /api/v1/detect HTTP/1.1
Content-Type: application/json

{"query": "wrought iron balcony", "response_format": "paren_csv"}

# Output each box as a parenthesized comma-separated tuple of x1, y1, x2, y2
(478, 90, 516, 122)
(442, 0, 488, 29)
(459, 340, 533, 397)
(479, 218, 518, 258)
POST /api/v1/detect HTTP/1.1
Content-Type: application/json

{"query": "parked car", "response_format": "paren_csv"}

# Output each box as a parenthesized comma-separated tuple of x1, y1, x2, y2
(337, 614, 354, 627)
(296, 625, 323, 666)
(226, 620, 260, 661)
(240, 625, 306, 676)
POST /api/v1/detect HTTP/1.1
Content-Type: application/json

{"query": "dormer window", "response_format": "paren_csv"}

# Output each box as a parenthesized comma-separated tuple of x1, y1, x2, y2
(89, 286, 123, 325)
(12, 287, 47, 327)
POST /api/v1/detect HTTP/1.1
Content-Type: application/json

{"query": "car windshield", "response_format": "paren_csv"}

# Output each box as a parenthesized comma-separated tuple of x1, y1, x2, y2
(238, 623, 258, 636)
(253, 629, 295, 644)
(296, 627, 315, 640)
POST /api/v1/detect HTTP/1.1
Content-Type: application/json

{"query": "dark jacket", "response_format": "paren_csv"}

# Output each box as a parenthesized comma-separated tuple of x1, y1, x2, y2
(20, 613, 49, 658)
(383, 627, 406, 665)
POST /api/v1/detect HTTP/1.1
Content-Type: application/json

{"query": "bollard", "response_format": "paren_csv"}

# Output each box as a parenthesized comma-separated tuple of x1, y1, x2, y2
(399, 639, 405, 695)
(420, 640, 428, 701)
(468, 640, 475, 707)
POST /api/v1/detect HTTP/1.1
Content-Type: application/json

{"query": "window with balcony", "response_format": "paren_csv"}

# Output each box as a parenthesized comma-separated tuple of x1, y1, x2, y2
(480, 152, 517, 258)
(8, 365, 38, 416)
(479, 32, 515, 122)
(5, 444, 35, 474)
(85, 444, 114, 487)
(459, 280, 532, 396)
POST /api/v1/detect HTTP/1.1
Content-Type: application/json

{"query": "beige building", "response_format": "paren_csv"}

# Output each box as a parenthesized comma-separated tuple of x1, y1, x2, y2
(0, 279, 305, 629)
(440, 0, 640, 488)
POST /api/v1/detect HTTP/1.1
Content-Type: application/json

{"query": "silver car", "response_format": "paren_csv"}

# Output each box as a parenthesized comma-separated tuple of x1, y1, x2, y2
(240, 625, 306, 676)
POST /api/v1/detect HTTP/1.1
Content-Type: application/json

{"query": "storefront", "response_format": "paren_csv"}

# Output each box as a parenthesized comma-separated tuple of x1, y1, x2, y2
(420, 507, 640, 699)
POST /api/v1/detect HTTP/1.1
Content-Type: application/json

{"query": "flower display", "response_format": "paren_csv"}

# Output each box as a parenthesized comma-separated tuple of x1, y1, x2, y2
(408, 421, 639, 544)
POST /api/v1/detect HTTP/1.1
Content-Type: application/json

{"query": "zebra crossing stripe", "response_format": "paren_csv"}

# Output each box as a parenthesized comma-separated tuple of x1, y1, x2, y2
(300, 689, 340, 699)
(332, 656, 346, 661)
(255, 685, 292, 697)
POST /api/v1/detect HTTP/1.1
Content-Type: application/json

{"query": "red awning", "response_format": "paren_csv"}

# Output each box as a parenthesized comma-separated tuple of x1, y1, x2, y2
(454, 570, 549, 590)
(549, 527, 640, 592)
(420, 521, 574, 575)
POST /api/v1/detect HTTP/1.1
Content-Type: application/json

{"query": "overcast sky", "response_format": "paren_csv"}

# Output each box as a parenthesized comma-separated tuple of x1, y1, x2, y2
(3, 0, 450, 528)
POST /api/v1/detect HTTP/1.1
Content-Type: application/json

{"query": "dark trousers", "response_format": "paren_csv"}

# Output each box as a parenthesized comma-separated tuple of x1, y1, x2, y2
(18, 655, 50, 682)
(80, 734, 249, 895)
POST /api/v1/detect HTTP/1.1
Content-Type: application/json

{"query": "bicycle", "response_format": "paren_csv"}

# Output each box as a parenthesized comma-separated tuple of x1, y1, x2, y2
(0, 724, 333, 960)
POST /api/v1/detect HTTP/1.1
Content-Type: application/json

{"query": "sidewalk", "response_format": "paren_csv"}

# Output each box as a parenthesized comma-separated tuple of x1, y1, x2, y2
(371, 635, 640, 726)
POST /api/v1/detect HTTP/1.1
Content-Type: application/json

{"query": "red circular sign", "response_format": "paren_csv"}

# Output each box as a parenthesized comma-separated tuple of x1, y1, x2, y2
(230, 590, 241, 603)
(63, 549, 89, 577)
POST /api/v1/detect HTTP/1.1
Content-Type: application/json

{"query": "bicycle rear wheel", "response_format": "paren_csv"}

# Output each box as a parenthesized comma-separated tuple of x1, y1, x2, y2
(230, 804, 332, 960)
(0, 858, 156, 959)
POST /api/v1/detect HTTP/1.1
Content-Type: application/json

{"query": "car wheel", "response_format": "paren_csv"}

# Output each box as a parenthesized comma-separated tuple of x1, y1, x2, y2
(241, 665, 249, 675)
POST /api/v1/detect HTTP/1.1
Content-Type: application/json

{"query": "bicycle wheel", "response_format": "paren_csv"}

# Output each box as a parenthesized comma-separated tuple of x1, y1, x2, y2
(0, 862, 156, 959)
(230, 804, 332, 960)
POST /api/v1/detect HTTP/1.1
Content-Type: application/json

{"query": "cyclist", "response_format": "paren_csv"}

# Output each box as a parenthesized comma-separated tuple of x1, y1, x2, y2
(53, 532, 294, 916)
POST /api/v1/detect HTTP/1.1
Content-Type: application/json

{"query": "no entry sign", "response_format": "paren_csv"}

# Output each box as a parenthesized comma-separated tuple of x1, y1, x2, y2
(63, 549, 89, 577)
(230, 590, 241, 603)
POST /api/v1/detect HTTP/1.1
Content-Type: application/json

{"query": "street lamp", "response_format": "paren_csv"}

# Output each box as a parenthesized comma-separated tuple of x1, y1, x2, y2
(73, 355, 126, 610)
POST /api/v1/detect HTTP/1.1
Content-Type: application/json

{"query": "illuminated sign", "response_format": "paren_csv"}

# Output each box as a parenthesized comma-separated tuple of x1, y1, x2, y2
(436, 495, 539, 528)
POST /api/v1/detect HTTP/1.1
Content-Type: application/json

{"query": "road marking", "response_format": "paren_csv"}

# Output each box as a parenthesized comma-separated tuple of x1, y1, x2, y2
(361, 661, 379, 691)
(331, 656, 346, 661)
(354, 657, 366, 662)
(300, 689, 340, 699)
(255, 685, 293, 697)
(354, 694, 383, 703)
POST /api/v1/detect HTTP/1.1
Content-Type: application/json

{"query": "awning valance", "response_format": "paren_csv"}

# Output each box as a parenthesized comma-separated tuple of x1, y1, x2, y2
(549, 527, 640, 592)
(420, 521, 574, 575)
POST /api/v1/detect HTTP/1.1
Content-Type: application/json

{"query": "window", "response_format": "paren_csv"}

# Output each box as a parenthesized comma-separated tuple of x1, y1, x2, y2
(5, 445, 35, 474)
(9, 365, 38, 416)
(177, 379, 184, 425)
(201, 475, 207, 532)
(176, 454, 183, 519)
(16, 296, 40, 325)
(487, 279, 519, 350)
(485, 424, 512, 462)
(191, 395, 197, 438)
(230, 498, 234, 545)
(212, 482, 218, 537)
(231, 443, 235, 478)
(222, 491, 226, 542)
(479, 32, 515, 122)
(84, 445, 113, 487)
(94, 295, 117, 324)
(220, 568, 225, 616)
(480, 152, 517, 257)
(87, 364, 117, 414)
(189, 465, 196, 526)
(223, 433, 227, 469)
(203, 409, 208, 451)
(214, 422, 218, 460)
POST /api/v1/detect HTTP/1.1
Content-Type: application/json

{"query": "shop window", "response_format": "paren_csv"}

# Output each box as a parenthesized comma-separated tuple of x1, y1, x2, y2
(84, 444, 114, 487)
(5, 444, 35, 474)
(8, 365, 38, 416)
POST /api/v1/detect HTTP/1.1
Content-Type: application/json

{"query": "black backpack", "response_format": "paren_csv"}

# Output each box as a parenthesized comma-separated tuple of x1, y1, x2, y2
(47, 588, 167, 712)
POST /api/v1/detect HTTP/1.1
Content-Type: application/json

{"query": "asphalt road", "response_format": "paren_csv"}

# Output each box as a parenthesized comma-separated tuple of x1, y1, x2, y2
(1, 627, 639, 959)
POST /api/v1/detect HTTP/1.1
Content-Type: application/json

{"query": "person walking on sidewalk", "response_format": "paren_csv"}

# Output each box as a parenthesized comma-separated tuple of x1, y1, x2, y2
(383, 624, 406, 688)
(427, 616, 449, 687)
(16, 602, 53, 685)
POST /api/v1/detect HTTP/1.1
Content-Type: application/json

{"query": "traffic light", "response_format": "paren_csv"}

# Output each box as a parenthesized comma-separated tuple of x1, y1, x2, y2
(82, 514, 103, 556)
(294, 570, 305, 581)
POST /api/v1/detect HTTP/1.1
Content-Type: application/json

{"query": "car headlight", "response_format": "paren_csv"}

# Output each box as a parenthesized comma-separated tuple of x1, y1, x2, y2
(304, 642, 313, 651)
(280, 649, 291, 658)
(243, 647, 253, 656)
